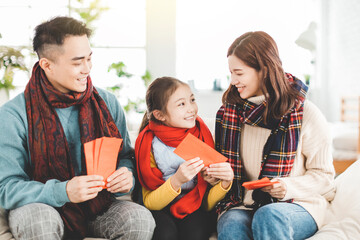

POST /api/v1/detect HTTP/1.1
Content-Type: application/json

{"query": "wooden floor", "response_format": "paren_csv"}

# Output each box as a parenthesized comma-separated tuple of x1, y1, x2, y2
(333, 159, 357, 175)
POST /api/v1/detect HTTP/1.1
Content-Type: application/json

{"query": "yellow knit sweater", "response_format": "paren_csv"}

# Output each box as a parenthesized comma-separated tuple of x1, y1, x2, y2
(142, 153, 231, 211)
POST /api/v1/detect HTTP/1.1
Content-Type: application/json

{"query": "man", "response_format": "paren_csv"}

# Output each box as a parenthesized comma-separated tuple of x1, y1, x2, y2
(0, 16, 155, 239)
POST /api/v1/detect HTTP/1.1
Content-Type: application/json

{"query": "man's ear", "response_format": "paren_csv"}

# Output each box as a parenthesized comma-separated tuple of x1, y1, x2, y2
(38, 58, 52, 73)
(152, 110, 166, 122)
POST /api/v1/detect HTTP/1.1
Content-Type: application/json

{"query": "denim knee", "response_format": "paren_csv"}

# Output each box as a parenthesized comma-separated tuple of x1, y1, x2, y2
(217, 209, 252, 240)
(9, 203, 64, 240)
(252, 204, 290, 240)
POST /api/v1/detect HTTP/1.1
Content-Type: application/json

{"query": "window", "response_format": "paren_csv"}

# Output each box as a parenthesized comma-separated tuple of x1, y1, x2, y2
(0, 0, 146, 98)
(176, 0, 320, 90)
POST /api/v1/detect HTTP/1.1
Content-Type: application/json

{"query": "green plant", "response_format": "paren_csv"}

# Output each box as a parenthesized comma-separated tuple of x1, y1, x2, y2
(304, 74, 311, 85)
(71, 0, 109, 31)
(108, 61, 133, 78)
(0, 46, 28, 90)
(107, 61, 151, 113)
(142, 70, 152, 87)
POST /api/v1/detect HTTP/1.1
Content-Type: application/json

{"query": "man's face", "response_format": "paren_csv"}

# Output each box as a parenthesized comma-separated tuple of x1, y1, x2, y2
(43, 35, 92, 93)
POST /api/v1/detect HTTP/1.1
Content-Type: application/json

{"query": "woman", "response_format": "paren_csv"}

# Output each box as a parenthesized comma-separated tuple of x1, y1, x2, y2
(212, 31, 335, 240)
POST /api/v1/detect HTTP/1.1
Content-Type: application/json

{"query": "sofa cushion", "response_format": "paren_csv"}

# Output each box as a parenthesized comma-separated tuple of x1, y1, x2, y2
(308, 159, 360, 239)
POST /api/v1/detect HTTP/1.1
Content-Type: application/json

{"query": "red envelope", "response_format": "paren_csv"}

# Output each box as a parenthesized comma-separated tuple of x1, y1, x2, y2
(242, 177, 279, 190)
(97, 137, 123, 186)
(84, 140, 95, 175)
(173, 133, 227, 167)
(94, 138, 103, 173)
(84, 137, 123, 188)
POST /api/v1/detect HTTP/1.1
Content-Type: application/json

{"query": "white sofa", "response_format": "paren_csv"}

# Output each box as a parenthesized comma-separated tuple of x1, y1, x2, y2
(307, 159, 360, 239)
(2, 159, 360, 240)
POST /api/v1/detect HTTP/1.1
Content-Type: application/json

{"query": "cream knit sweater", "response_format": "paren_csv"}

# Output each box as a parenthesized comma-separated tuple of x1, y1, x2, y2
(237, 95, 335, 228)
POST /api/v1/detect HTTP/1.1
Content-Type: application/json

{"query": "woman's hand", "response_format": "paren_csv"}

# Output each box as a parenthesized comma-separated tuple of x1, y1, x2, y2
(201, 167, 220, 186)
(205, 162, 234, 189)
(261, 179, 287, 199)
(171, 157, 204, 191)
(106, 167, 134, 193)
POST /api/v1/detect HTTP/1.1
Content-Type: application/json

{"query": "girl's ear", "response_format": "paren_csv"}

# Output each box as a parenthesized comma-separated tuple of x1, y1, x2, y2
(152, 110, 166, 122)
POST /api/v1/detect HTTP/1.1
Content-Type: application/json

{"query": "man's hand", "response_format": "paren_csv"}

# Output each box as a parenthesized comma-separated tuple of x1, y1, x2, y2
(106, 167, 133, 193)
(66, 175, 104, 203)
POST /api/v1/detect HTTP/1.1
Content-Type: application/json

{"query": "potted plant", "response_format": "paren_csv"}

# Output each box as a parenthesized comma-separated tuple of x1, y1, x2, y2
(0, 46, 28, 104)
(107, 61, 151, 112)
(107, 61, 152, 131)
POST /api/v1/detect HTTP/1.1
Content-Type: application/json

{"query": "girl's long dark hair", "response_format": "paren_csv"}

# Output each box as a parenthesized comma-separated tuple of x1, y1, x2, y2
(223, 31, 302, 122)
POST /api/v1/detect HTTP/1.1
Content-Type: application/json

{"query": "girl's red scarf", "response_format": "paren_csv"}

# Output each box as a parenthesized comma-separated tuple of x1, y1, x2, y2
(135, 117, 212, 219)
(24, 62, 123, 238)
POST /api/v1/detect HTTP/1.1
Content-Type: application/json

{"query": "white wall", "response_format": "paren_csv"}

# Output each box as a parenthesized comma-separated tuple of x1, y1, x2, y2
(176, 0, 319, 90)
(318, 0, 360, 121)
(146, 0, 176, 79)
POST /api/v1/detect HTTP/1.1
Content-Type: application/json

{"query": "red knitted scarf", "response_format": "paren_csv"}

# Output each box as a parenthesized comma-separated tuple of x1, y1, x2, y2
(135, 117, 212, 219)
(24, 62, 122, 238)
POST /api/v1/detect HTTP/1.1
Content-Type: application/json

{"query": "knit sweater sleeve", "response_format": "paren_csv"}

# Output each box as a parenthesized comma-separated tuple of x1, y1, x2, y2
(142, 153, 180, 210)
(277, 101, 336, 201)
(204, 181, 232, 211)
(0, 94, 69, 210)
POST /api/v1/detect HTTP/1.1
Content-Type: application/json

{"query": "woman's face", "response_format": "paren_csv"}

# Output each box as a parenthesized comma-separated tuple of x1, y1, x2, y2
(228, 54, 262, 99)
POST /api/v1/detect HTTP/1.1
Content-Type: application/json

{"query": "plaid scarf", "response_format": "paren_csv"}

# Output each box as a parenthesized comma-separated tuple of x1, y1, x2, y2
(24, 62, 123, 238)
(135, 117, 212, 219)
(215, 74, 307, 213)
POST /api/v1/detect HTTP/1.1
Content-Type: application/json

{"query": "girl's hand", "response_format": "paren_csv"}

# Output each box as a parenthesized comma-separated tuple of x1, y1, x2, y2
(171, 157, 204, 191)
(206, 162, 234, 189)
(261, 179, 287, 199)
(201, 167, 220, 186)
(106, 167, 133, 193)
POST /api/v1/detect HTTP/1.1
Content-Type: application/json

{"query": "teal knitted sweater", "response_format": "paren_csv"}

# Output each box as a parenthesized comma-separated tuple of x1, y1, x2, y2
(0, 88, 134, 210)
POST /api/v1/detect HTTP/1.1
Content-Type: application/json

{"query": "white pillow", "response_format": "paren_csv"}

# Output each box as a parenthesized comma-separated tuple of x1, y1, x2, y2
(333, 132, 358, 151)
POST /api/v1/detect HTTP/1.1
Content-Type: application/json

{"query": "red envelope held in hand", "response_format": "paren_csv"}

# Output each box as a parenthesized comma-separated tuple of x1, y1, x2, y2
(173, 133, 227, 167)
(84, 137, 123, 188)
(242, 177, 279, 190)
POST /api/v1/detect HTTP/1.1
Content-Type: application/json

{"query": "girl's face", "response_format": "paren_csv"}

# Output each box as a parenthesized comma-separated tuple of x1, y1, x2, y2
(228, 54, 262, 99)
(163, 85, 198, 128)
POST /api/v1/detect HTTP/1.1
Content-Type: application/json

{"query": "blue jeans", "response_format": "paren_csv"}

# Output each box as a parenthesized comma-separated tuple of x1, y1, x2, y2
(217, 203, 317, 240)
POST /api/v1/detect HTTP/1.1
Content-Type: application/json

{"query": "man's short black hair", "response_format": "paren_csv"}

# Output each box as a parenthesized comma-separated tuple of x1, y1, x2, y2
(33, 16, 92, 59)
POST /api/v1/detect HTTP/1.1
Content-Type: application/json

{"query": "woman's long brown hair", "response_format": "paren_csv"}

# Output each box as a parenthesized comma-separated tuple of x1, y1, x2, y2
(223, 31, 301, 122)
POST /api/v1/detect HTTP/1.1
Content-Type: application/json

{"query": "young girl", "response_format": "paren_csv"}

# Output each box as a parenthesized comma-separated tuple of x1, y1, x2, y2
(135, 77, 234, 240)
(213, 31, 336, 240)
